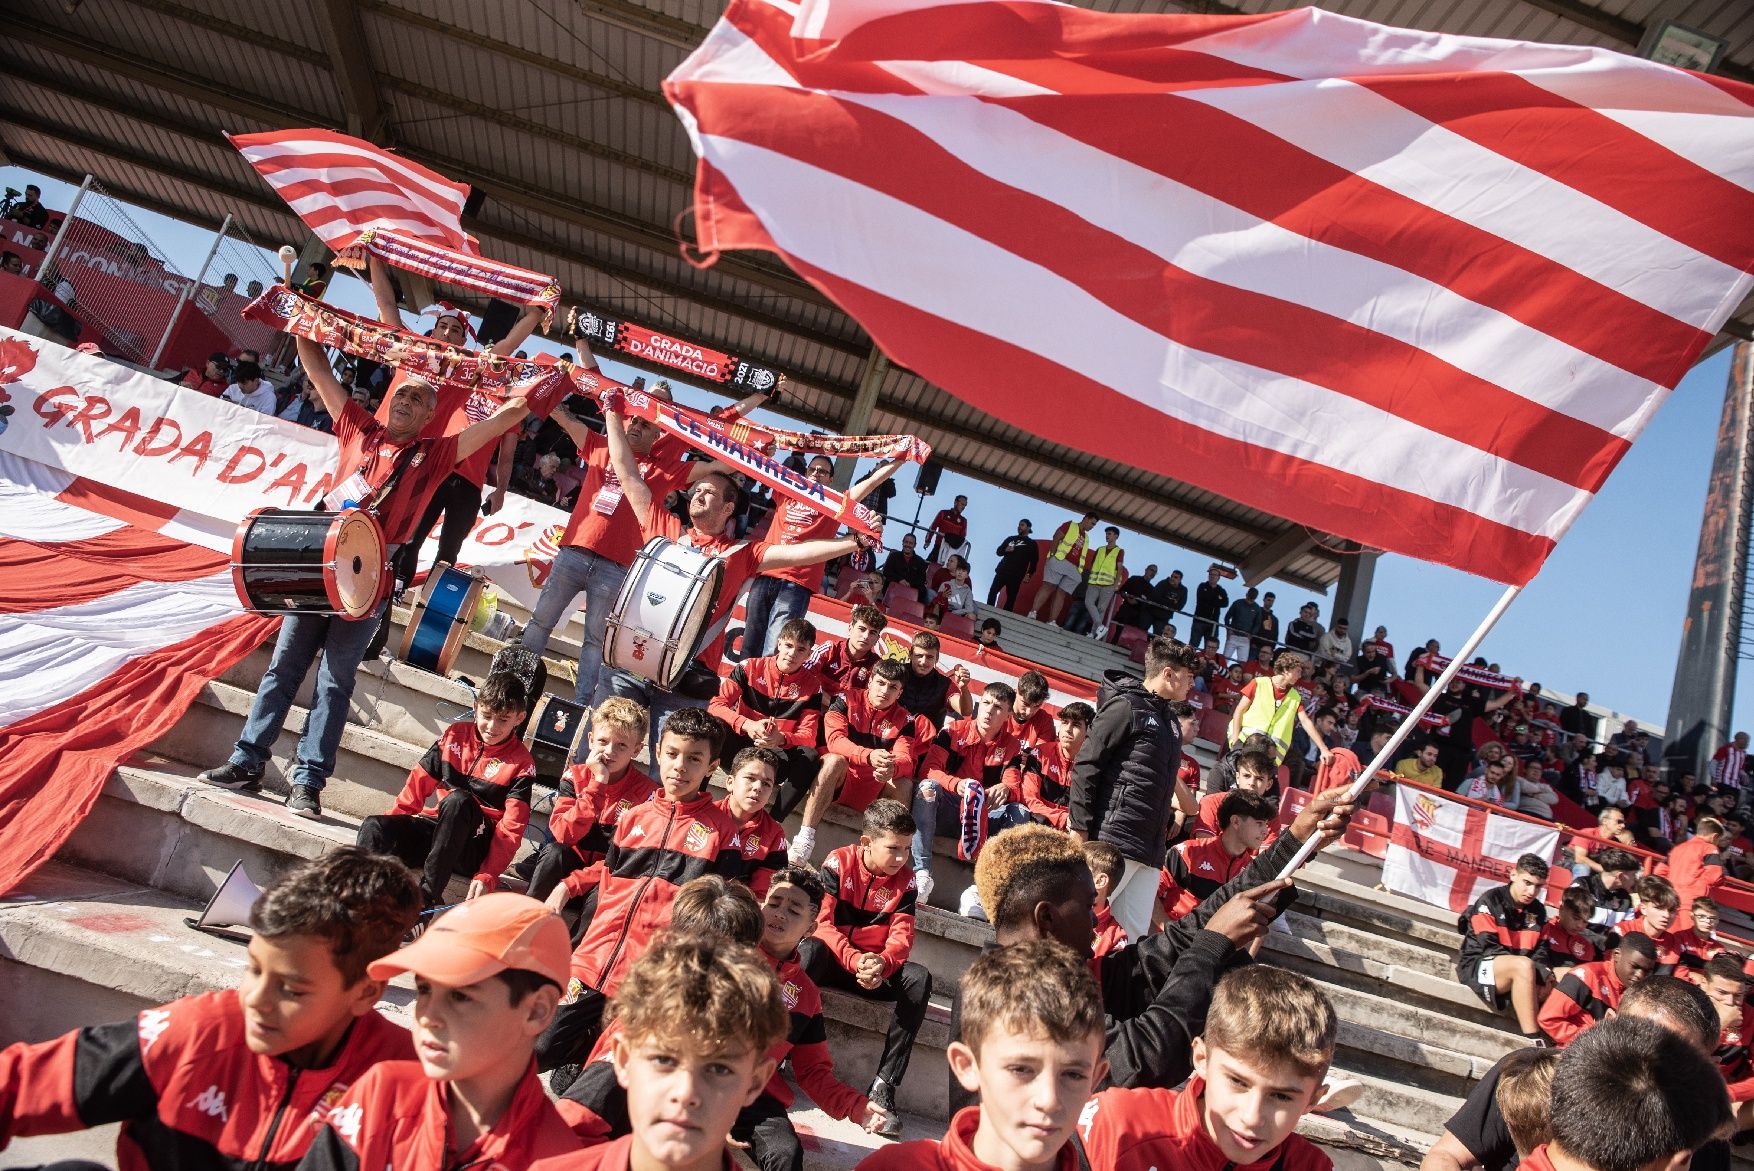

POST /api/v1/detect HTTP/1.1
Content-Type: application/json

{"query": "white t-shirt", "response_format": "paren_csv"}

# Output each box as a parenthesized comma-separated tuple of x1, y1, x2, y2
(223, 381, 277, 414)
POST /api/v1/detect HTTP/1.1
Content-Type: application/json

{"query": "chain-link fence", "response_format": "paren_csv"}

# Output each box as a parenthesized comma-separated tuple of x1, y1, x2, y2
(188, 218, 287, 371)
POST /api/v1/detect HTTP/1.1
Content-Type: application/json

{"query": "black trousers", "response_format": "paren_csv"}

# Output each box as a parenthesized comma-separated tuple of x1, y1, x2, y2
(526, 840, 589, 903)
(357, 792, 491, 905)
(797, 937, 931, 1092)
(1189, 616, 1217, 647)
(732, 1092, 805, 1171)
(536, 984, 606, 1071)
(721, 735, 820, 821)
(395, 471, 484, 584)
(988, 571, 1025, 610)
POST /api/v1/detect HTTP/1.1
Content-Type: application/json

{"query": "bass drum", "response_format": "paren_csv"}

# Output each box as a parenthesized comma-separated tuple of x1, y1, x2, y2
(603, 537, 723, 691)
(231, 508, 385, 619)
(525, 693, 589, 786)
(399, 563, 484, 676)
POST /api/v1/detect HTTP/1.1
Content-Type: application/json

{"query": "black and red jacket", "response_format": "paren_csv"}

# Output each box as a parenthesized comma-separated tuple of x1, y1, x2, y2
(1157, 835, 1256, 921)
(565, 792, 743, 996)
(548, 763, 656, 862)
(816, 843, 917, 978)
(856, 1106, 1081, 1170)
(1537, 959, 1626, 1046)
(297, 1058, 579, 1170)
(1456, 884, 1548, 980)
(825, 692, 932, 776)
(768, 947, 868, 1119)
(923, 719, 1025, 801)
(1609, 914, 1688, 972)
(806, 636, 878, 700)
(709, 656, 826, 749)
(1010, 706, 1056, 753)
(1534, 920, 1601, 970)
(1022, 740, 1074, 829)
(1717, 1006, 1754, 1102)
(1076, 1078, 1333, 1171)
(0, 989, 410, 1171)
(547, 1134, 734, 1169)
(389, 720, 537, 884)
(720, 799, 789, 901)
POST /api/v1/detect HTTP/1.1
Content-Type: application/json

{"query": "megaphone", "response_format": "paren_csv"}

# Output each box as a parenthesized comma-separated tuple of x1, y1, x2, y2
(184, 859, 264, 939)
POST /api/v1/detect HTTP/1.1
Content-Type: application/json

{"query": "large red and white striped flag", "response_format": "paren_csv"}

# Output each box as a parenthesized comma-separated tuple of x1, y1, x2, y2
(665, 1, 1754, 584)
(227, 129, 475, 254)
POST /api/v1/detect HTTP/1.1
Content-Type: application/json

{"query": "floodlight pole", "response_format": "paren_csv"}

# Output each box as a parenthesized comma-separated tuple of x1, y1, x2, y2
(1274, 581, 1524, 881)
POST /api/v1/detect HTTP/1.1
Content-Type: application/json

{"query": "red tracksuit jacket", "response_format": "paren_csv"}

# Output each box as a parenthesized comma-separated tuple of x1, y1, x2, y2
(1093, 903, 1129, 959)
(855, 1106, 1081, 1170)
(709, 655, 827, 749)
(816, 844, 918, 978)
(808, 636, 879, 700)
(825, 692, 933, 776)
(1717, 1006, 1754, 1102)
(548, 763, 656, 860)
(0, 989, 410, 1171)
(721, 799, 789, 901)
(296, 1059, 579, 1169)
(566, 791, 743, 995)
(1075, 1078, 1333, 1171)
(390, 721, 538, 884)
(1158, 834, 1257, 921)
(1537, 959, 1627, 1047)
(1534, 920, 1601, 970)
(923, 719, 1024, 800)
(1022, 740, 1074, 829)
(543, 1134, 735, 1169)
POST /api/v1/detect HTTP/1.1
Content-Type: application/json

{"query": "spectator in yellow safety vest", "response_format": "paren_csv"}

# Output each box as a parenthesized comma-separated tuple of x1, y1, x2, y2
(1083, 527, 1126, 639)
(1026, 511, 1097, 628)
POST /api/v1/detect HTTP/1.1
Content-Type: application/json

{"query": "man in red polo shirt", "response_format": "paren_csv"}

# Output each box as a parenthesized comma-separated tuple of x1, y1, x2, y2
(599, 395, 868, 758)
(201, 336, 529, 820)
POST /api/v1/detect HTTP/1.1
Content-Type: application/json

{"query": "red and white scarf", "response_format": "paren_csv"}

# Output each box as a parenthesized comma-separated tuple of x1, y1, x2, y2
(342, 228, 562, 327)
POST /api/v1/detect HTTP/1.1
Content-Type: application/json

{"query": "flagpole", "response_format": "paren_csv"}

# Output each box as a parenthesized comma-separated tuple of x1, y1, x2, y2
(1273, 581, 1524, 882)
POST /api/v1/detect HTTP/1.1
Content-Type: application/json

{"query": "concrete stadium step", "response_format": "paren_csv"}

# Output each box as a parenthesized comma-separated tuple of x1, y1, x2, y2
(971, 602, 1139, 683)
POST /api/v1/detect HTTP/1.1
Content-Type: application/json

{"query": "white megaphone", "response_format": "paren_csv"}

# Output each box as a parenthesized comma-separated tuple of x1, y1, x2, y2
(184, 860, 264, 939)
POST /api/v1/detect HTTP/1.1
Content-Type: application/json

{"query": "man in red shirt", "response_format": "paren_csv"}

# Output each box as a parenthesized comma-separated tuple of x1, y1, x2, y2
(910, 681, 1027, 899)
(201, 335, 528, 820)
(599, 397, 866, 757)
(807, 603, 888, 699)
(740, 454, 901, 659)
(1666, 817, 1728, 926)
(924, 493, 970, 562)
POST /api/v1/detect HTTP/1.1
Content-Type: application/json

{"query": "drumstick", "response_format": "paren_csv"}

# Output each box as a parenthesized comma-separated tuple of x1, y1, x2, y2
(278, 245, 297, 287)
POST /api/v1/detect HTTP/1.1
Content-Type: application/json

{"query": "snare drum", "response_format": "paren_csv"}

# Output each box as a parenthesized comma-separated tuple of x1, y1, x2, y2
(526, 694, 589, 785)
(231, 508, 386, 619)
(399, 564, 484, 676)
(604, 537, 724, 691)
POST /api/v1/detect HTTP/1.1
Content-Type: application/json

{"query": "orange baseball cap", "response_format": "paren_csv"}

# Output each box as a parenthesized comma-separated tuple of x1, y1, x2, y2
(368, 893, 570, 988)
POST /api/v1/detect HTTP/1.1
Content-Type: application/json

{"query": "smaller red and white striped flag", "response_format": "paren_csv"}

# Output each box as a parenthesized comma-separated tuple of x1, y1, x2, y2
(227, 129, 475, 254)
(1384, 784, 1559, 913)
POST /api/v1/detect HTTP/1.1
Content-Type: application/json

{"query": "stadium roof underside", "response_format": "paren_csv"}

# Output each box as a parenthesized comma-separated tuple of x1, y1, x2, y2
(2, 0, 1750, 592)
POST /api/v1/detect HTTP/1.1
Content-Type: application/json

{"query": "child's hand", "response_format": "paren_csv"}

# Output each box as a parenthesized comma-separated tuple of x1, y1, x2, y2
(984, 782, 1009, 806)
(870, 749, 894, 772)
(861, 1102, 892, 1133)
(466, 878, 492, 900)
(544, 884, 570, 913)
(950, 664, 970, 688)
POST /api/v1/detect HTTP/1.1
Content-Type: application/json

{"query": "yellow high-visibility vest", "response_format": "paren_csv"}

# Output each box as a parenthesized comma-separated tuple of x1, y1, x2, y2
(1052, 521, 1086, 563)
(1088, 545, 1122, 587)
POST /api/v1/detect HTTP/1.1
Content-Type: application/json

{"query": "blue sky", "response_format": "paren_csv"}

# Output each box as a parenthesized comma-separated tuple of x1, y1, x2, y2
(8, 164, 1740, 735)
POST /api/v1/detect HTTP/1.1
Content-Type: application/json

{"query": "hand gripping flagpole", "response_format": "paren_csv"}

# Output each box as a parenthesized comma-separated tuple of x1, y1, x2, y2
(1273, 582, 1524, 882)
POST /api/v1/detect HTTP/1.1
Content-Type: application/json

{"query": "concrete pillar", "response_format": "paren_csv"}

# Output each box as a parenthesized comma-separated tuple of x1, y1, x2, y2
(1331, 545, 1378, 647)
(832, 343, 890, 490)
(1664, 342, 1754, 778)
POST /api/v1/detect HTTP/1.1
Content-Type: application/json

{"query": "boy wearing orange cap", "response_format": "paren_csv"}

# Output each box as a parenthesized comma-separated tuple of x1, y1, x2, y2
(296, 892, 582, 1169)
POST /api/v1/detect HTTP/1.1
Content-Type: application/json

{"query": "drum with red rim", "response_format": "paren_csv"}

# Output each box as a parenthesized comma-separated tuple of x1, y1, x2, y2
(231, 508, 386, 619)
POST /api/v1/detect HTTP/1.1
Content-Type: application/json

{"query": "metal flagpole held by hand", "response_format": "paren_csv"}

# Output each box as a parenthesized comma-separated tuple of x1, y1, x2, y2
(1273, 582, 1524, 881)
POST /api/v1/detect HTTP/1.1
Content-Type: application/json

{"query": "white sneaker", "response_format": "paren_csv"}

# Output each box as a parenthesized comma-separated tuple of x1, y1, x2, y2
(914, 869, 935, 901)
(789, 827, 817, 865)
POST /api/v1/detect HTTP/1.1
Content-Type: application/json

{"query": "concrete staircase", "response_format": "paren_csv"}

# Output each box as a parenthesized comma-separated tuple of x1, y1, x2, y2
(969, 601, 1140, 685)
(0, 604, 1513, 1171)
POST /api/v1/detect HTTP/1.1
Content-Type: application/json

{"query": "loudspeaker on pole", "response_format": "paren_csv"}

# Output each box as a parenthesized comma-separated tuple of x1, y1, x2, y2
(914, 459, 944, 497)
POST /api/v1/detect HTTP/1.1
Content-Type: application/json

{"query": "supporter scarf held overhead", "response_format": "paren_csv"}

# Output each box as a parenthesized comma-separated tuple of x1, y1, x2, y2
(1413, 654, 1523, 696)
(347, 228, 562, 328)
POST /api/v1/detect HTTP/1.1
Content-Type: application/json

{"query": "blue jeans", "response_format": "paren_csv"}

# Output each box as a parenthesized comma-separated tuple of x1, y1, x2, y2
(605, 669, 696, 765)
(521, 545, 628, 706)
(740, 575, 812, 661)
(908, 778, 1029, 872)
(229, 602, 385, 792)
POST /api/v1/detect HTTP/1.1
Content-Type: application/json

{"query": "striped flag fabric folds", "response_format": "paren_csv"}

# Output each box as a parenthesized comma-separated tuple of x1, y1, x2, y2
(227, 128, 475, 254)
(665, 0, 1754, 584)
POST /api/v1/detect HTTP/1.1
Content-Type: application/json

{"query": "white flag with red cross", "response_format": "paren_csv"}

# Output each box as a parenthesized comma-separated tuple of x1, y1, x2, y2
(1383, 785, 1559, 913)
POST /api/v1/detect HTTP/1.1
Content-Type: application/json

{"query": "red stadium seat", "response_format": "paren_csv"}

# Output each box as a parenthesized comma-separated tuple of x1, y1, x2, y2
(940, 613, 976, 639)
(1115, 624, 1148, 664)
(1343, 809, 1391, 860)
(1197, 709, 1229, 747)
(883, 581, 922, 611)
(1274, 787, 1313, 830)
(888, 596, 926, 623)
(1544, 867, 1573, 905)
(834, 566, 858, 597)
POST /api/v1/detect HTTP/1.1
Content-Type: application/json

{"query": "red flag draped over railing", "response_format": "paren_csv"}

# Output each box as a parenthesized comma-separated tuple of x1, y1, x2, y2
(665, 0, 1754, 585)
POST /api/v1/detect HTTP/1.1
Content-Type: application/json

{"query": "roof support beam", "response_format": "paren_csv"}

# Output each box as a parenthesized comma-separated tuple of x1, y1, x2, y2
(565, 0, 707, 51)
(1237, 526, 1319, 586)
(310, 0, 390, 141)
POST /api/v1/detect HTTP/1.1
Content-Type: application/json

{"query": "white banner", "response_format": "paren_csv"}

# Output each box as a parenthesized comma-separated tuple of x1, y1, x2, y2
(1382, 785, 1560, 914)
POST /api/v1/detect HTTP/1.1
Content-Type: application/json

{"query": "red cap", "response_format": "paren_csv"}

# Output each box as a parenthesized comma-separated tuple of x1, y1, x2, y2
(368, 893, 569, 988)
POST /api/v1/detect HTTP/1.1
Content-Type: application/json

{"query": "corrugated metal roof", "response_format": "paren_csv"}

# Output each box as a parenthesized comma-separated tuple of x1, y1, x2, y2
(3, 0, 1751, 590)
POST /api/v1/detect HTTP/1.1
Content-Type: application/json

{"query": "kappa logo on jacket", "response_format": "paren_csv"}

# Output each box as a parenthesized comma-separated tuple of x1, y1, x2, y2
(626, 823, 646, 841)
(137, 1008, 172, 1053)
(1198, 860, 1215, 873)
(190, 1084, 228, 1120)
(328, 1101, 365, 1144)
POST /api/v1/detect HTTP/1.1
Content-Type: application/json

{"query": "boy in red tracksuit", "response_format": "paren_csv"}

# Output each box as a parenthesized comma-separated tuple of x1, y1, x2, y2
(526, 697, 653, 902)
(358, 673, 537, 906)
(535, 706, 743, 1070)
(1022, 701, 1095, 829)
(1702, 955, 1754, 1117)
(911, 681, 1027, 900)
(1535, 934, 1658, 1046)
(711, 618, 828, 820)
(1456, 855, 1553, 1041)
(799, 799, 929, 1138)
(1613, 875, 1689, 972)
(1674, 897, 1728, 971)
(1082, 841, 1131, 958)
(1009, 670, 1057, 751)
(719, 746, 791, 901)
(807, 603, 888, 699)
(1158, 791, 1274, 922)
(0, 848, 420, 1171)
(795, 658, 933, 863)
(297, 894, 581, 1170)
(1534, 886, 1602, 980)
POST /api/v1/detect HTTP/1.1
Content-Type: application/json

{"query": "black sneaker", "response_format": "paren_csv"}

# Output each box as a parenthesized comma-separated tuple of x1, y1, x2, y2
(286, 786, 322, 820)
(868, 1079, 902, 1138)
(198, 762, 263, 793)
